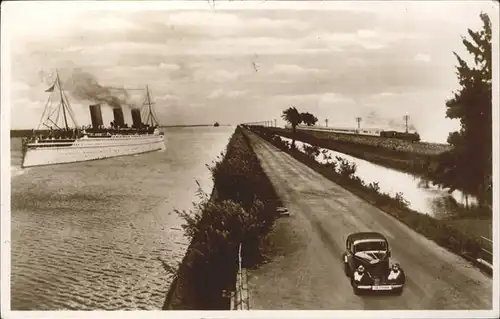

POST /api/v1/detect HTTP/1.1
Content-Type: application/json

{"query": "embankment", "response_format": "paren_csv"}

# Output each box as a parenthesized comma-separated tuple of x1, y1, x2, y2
(264, 127, 450, 177)
(163, 126, 281, 310)
(247, 126, 491, 275)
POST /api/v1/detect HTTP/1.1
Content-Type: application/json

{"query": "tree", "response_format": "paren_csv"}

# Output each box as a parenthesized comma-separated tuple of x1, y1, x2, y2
(281, 107, 302, 149)
(301, 112, 319, 126)
(432, 12, 492, 206)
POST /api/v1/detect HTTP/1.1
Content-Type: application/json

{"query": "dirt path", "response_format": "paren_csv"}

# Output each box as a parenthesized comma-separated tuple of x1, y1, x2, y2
(245, 130, 492, 310)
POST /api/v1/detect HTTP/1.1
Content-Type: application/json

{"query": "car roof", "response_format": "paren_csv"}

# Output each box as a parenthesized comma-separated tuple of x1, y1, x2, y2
(347, 232, 387, 242)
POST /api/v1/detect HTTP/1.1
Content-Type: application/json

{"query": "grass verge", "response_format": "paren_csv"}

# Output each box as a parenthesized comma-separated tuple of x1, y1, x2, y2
(248, 126, 492, 275)
(162, 126, 281, 310)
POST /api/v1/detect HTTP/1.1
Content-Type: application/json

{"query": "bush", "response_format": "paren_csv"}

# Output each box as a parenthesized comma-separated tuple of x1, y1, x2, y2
(394, 192, 410, 209)
(164, 126, 280, 310)
(368, 182, 380, 193)
(336, 156, 357, 180)
(303, 144, 321, 159)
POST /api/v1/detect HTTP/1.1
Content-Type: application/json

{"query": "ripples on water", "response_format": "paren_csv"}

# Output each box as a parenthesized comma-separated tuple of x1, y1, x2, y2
(10, 126, 234, 310)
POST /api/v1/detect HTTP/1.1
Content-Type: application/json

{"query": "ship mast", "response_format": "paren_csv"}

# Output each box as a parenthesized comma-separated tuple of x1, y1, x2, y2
(56, 71, 69, 130)
(37, 70, 78, 131)
(143, 85, 159, 127)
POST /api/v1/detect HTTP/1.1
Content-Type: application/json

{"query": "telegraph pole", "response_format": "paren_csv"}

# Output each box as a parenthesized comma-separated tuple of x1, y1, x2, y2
(325, 118, 328, 127)
(356, 117, 362, 129)
(274, 119, 277, 127)
(403, 115, 410, 133)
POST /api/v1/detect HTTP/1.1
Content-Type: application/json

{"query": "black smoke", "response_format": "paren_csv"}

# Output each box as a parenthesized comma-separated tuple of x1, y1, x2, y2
(65, 69, 138, 109)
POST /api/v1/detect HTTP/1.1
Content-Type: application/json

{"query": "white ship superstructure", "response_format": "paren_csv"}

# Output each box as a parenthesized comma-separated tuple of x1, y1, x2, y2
(22, 130, 165, 168)
(21, 71, 166, 168)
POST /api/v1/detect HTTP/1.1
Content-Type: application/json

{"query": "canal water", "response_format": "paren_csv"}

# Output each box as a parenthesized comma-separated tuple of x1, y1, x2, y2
(279, 136, 474, 219)
(10, 126, 235, 310)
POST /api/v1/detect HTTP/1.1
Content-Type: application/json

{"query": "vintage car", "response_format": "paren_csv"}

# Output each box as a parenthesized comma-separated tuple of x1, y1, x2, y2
(342, 232, 405, 295)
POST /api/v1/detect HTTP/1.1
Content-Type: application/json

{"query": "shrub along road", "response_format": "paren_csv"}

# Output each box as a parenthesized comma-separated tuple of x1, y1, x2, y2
(244, 130, 492, 310)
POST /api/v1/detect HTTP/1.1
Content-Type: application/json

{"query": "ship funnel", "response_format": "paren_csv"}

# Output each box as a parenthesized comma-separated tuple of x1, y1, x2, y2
(113, 108, 125, 128)
(131, 109, 142, 128)
(89, 104, 104, 129)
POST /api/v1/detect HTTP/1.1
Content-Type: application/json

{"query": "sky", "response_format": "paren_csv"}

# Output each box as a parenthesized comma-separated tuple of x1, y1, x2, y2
(3, 1, 498, 143)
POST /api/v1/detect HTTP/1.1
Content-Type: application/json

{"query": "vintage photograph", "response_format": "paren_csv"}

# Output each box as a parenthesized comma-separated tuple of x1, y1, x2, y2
(1, 0, 498, 317)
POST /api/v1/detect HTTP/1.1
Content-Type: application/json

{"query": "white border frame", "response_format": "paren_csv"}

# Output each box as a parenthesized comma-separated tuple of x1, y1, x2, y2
(1, 1, 499, 319)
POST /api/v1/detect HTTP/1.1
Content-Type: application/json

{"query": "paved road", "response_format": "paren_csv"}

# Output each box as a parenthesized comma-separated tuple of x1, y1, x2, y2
(245, 131, 492, 310)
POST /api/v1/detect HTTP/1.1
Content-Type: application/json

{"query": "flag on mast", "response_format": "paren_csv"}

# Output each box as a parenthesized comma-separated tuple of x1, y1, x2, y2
(45, 83, 55, 92)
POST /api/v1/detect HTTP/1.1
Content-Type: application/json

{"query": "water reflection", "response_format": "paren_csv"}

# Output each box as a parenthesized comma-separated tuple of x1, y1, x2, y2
(279, 137, 476, 219)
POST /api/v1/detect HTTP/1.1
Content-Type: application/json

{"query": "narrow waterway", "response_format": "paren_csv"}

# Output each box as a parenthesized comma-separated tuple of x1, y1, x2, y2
(279, 136, 475, 219)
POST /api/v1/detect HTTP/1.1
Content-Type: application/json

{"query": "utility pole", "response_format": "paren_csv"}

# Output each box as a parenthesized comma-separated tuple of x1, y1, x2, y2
(403, 115, 410, 133)
(325, 118, 328, 127)
(356, 117, 362, 129)
(274, 119, 277, 127)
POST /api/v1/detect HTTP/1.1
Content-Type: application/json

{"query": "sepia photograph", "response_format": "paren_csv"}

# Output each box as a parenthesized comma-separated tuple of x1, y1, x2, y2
(1, 1, 499, 318)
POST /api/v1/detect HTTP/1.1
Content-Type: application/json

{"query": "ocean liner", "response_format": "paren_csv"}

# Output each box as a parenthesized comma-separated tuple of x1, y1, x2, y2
(21, 72, 165, 168)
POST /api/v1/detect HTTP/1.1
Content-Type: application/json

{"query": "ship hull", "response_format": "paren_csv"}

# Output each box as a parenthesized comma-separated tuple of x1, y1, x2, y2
(22, 134, 165, 168)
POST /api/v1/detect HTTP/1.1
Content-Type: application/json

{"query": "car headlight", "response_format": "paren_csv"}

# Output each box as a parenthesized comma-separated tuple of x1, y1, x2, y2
(354, 265, 365, 281)
(357, 265, 365, 273)
(388, 263, 401, 280)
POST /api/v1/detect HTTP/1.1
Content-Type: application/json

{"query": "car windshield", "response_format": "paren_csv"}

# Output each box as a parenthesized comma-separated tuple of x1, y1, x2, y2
(354, 240, 387, 252)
